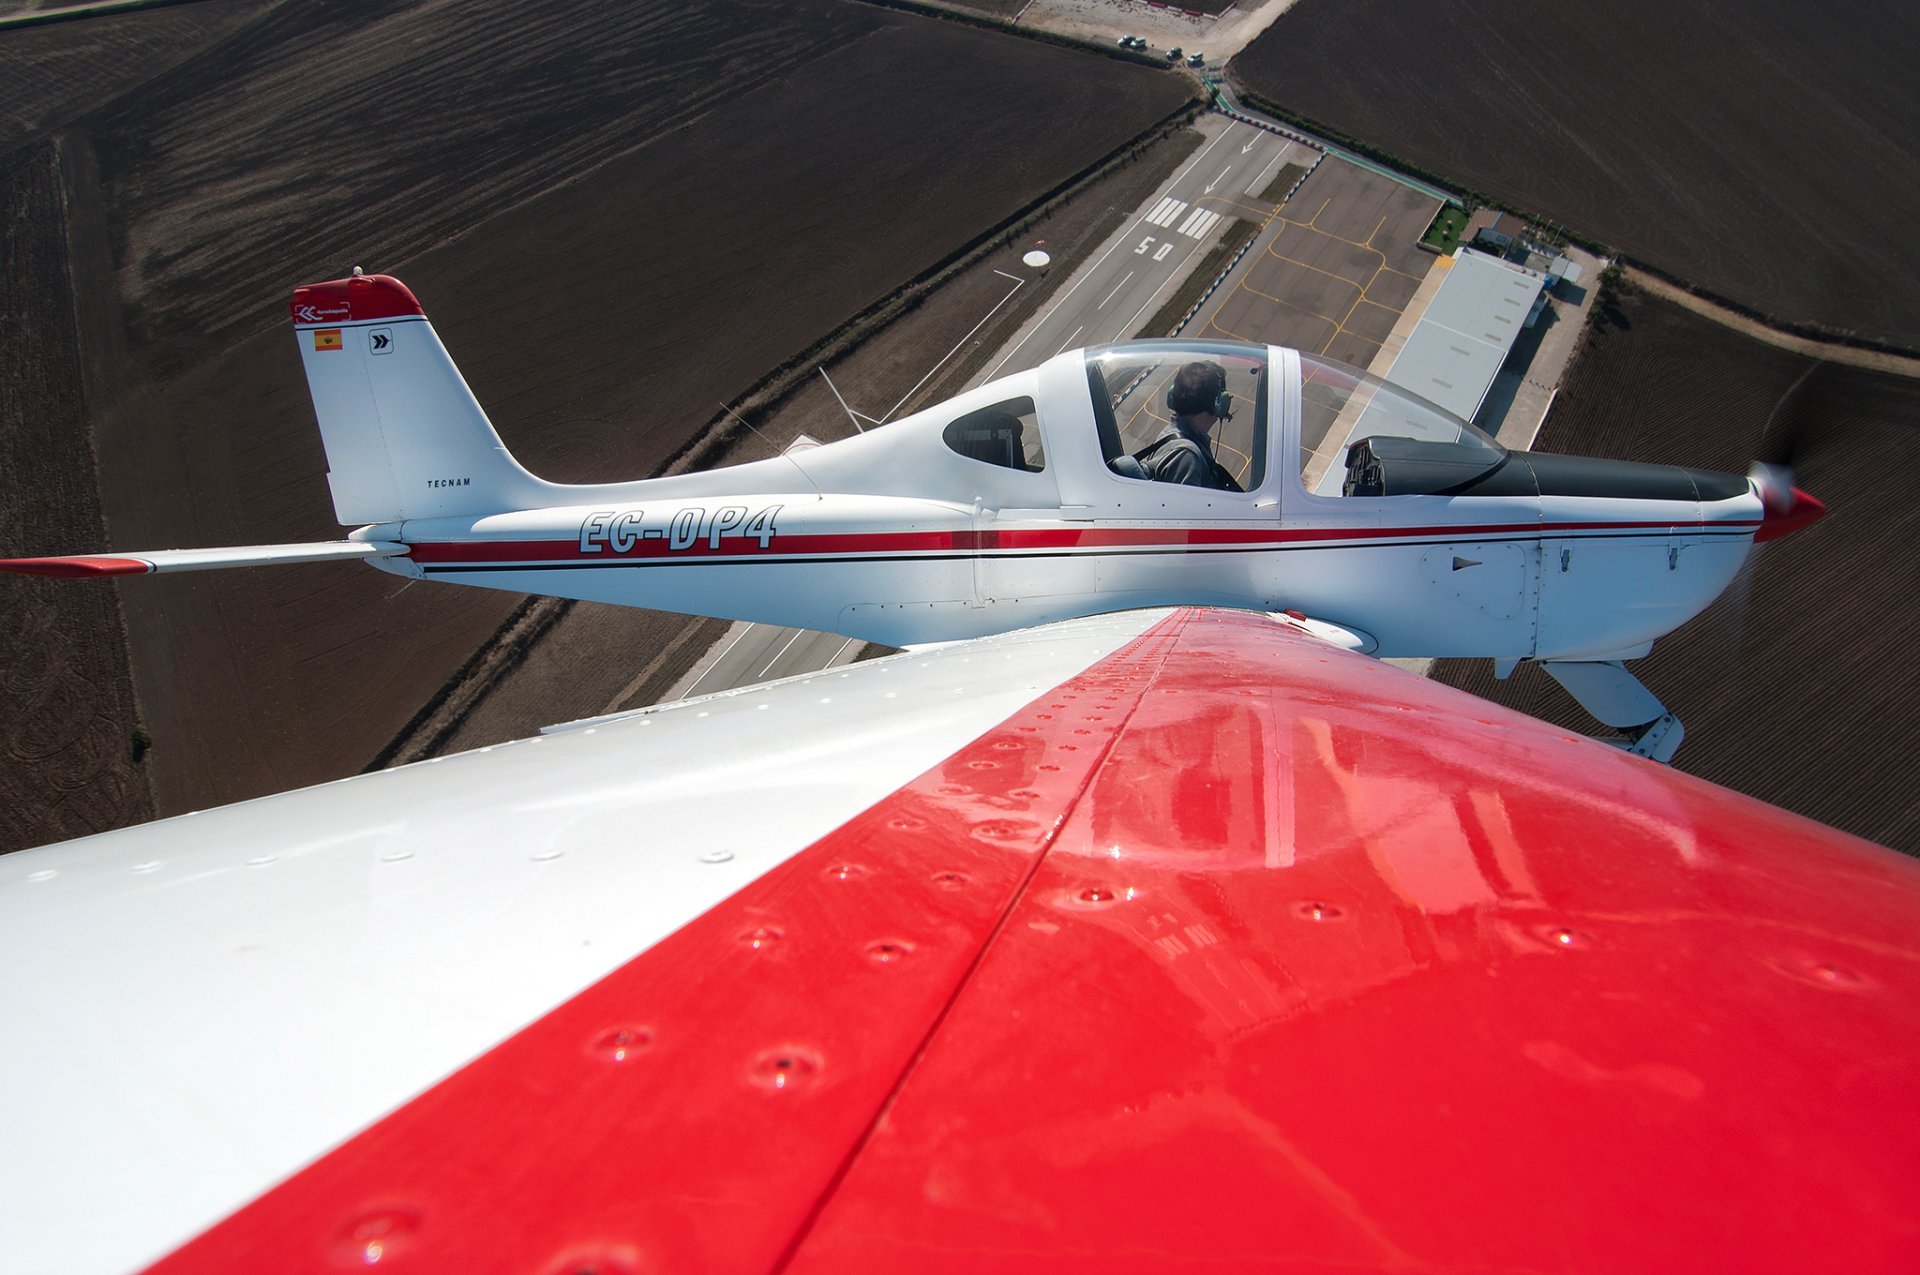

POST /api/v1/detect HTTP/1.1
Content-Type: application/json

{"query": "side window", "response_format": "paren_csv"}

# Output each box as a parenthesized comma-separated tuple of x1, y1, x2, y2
(943, 397, 1045, 472)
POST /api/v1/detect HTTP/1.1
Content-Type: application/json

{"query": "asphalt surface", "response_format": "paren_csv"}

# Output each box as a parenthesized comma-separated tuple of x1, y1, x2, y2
(668, 622, 867, 701)
(1193, 155, 1439, 367)
(981, 113, 1310, 377)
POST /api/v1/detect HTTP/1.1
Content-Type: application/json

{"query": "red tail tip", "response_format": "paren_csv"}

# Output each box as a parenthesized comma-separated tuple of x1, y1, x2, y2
(289, 273, 423, 326)
(1753, 487, 1826, 542)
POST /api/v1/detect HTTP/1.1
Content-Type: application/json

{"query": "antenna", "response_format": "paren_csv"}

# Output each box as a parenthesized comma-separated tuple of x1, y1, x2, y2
(817, 366, 883, 435)
(718, 400, 823, 500)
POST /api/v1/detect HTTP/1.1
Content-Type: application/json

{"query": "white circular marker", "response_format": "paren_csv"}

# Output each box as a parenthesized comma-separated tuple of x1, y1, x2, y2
(1023, 249, 1051, 269)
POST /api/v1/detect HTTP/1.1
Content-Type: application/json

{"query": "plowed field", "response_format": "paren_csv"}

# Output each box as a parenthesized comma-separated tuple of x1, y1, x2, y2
(0, 0, 1192, 847)
(1230, 0, 1920, 350)
(1433, 288, 1920, 854)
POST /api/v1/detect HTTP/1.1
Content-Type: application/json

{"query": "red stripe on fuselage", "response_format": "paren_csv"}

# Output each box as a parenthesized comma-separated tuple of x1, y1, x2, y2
(407, 518, 1763, 568)
(145, 615, 1190, 1274)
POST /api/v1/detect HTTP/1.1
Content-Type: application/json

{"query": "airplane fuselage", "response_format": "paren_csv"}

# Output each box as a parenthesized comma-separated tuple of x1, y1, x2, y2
(376, 473, 1760, 660)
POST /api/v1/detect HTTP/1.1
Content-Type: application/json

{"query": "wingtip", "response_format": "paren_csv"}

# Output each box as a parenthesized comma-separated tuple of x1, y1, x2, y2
(0, 555, 153, 578)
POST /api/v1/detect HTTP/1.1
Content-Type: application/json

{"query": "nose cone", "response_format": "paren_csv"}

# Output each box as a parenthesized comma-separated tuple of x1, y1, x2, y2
(1754, 486, 1827, 542)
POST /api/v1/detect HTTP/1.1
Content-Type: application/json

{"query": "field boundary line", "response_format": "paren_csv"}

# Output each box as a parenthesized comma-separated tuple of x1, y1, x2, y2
(0, 0, 206, 30)
(1626, 269, 1920, 378)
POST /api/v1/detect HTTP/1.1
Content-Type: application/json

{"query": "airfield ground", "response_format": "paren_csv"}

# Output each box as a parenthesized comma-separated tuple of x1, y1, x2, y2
(1198, 157, 1437, 367)
(1229, 0, 1920, 351)
(0, 144, 152, 849)
(3, 0, 1917, 856)
(0, 0, 1193, 847)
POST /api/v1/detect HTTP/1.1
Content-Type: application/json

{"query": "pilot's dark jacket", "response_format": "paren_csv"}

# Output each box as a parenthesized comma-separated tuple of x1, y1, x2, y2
(1138, 418, 1242, 491)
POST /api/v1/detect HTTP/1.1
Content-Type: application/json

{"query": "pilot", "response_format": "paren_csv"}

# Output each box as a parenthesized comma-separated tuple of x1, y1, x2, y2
(1135, 361, 1242, 491)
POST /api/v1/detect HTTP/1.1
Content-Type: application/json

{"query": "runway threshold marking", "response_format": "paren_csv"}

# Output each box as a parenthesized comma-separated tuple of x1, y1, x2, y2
(1145, 197, 1189, 227)
(980, 122, 1245, 381)
(1178, 208, 1223, 239)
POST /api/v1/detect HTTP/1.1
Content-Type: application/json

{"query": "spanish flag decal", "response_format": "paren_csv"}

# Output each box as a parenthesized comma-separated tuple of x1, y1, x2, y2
(313, 329, 343, 352)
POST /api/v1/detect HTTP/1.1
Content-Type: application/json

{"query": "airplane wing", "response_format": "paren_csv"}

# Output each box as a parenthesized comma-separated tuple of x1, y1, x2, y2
(4, 607, 1916, 1273)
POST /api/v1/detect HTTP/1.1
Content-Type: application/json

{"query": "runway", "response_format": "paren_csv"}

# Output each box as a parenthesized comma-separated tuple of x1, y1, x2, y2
(980, 114, 1310, 377)
(668, 621, 868, 701)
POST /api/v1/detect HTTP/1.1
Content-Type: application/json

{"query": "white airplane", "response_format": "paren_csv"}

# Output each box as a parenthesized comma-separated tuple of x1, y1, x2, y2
(2, 271, 1823, 760)
(3, 275, 1914, 1275)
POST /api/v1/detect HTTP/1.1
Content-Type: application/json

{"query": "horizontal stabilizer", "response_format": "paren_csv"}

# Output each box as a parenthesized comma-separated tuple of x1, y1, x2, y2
(0, 541, 405, 578)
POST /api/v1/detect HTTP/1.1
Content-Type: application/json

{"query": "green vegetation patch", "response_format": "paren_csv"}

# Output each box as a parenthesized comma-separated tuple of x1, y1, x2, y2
(1257, 162, 1310, 205)
(1421, 204, 1468, 254)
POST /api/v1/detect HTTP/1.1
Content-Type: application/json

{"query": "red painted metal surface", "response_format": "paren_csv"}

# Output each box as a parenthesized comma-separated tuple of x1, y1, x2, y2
(289, 273, 424, 325)
(1754, 485, 1827, 541)
(787, 610, 1920, 1272)
(0, 554, 150, 577)
(146, 619, 1187, 1274)
(148, 609, 1920, 1272)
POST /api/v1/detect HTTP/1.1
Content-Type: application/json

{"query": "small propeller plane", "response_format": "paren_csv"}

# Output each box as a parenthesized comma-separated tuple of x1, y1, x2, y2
(3, 274, 1913, 1275)
(0, 272, 1825, 759)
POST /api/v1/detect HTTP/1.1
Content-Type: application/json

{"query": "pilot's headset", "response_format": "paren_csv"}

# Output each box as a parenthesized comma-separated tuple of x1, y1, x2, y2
(1166, 360, 1233, 420)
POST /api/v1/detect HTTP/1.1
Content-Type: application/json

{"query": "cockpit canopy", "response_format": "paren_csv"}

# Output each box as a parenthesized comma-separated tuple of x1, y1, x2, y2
(1298, 352, 1507, 497)
(924, 339, 1506, 505)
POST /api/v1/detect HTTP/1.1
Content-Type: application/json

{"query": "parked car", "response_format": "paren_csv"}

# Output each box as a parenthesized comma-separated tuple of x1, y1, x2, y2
(1187, 51, 1206, 67)
(1165, 46, 1183, 62)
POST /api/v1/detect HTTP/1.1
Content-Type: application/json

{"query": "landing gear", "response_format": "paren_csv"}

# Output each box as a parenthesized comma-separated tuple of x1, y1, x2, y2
(1539, 659, 1686, 764)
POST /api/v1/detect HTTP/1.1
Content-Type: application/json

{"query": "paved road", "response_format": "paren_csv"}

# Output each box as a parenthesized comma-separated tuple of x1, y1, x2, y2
(978, 114, 1311, 380)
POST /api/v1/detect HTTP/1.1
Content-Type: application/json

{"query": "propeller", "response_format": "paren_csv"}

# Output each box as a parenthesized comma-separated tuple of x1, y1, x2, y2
(1747, 460, 1799, 517)
(1746, 460, 1826, 542)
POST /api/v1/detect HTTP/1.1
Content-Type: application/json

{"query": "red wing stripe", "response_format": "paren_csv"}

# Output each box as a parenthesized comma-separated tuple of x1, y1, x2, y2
(146, 615, 1192, 1274)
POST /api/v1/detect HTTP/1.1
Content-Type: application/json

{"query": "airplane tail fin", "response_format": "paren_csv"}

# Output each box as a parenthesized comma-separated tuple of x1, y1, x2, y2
(291, 272, 549, 525)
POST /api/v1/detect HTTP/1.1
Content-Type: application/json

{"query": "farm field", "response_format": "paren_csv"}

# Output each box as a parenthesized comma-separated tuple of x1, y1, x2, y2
(0, 0, 1194, 848)
(1230, 0, 1920, 351)
(0, 144, 152, 852)
(1433, 287, 1920, 853)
